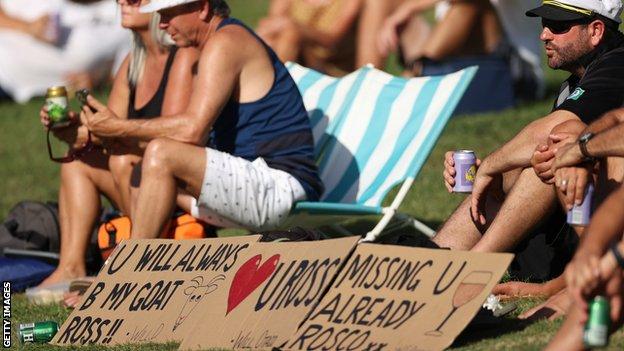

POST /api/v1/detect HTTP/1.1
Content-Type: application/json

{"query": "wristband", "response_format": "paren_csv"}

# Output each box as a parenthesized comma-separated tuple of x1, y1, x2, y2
(610, 243, 624, 269)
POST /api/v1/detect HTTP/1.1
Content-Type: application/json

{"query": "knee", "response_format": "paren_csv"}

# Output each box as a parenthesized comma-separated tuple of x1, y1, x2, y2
(60, 159, 89, 181)
(109, 154, 138, 181)
(142, 138, 177, 173)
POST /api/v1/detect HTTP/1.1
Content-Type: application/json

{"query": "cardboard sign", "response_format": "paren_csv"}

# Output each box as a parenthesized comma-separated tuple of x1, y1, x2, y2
(179, 236, 360, 350)
(286, 244, 513, 351)
(52, 236, 260, 346)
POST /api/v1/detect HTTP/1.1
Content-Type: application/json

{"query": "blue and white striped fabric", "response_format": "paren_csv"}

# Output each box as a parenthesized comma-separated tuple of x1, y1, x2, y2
(286, 62, 476, 212)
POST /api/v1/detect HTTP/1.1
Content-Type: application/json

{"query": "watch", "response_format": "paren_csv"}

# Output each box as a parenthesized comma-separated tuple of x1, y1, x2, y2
(578, 132, 596, 162)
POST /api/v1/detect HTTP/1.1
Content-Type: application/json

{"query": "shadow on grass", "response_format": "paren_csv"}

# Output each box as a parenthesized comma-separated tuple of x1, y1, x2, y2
(452, 313, 536, 348)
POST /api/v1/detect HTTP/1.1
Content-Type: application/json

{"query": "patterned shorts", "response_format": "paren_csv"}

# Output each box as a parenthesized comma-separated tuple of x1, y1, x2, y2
(190, 148, 306, 231)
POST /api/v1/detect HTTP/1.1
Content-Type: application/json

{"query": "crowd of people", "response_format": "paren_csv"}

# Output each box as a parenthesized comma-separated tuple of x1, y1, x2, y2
(4, 0, 623, 348)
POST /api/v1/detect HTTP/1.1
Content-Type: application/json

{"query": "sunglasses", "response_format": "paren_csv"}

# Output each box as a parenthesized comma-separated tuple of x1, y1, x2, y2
(116, 0, 141, 6)
(541, 18, 591, 34)
(47, 129, 94, 163)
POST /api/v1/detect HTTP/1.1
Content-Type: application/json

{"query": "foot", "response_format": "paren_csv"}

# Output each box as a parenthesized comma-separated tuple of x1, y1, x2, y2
(493, 281, 551, 299)
(63, 291, 82, 309)
(38, 265, 86, 287)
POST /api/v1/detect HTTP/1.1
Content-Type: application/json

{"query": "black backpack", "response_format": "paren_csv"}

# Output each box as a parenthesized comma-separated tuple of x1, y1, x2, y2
(0, 201, 60, 255)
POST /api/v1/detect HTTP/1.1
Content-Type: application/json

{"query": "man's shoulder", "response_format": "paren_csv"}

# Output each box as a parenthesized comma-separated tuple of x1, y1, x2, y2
(588, 39, 624, 72)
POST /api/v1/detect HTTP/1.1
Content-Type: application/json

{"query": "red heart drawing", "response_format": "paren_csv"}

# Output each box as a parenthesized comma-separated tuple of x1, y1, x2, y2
(227, 254, 280, 314)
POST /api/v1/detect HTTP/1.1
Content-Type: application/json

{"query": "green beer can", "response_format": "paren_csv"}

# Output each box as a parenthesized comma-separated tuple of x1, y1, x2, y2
(45, 86, 69, 128)
(584, 296, 610, 347)
(18, 321, 59, 344)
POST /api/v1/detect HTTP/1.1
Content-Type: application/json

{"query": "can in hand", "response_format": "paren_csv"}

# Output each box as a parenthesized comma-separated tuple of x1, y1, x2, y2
(18, 321, 59, 344)
(584, 296, 610, 348)
(45, 86, 69, 128)
(567, 182, 594, 226)
(453, 150, 477, 193)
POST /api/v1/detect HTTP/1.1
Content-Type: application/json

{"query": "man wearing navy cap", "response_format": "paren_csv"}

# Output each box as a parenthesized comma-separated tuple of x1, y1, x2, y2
(437, 0, 624, 297)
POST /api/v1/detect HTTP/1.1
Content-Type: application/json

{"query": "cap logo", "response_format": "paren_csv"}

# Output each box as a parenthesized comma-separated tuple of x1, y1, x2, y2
(543, 0, 594, 16)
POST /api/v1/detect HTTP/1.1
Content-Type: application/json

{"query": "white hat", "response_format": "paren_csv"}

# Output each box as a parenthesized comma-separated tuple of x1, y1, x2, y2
(527, 0, 623, 25)
(140, 0, 201, 13)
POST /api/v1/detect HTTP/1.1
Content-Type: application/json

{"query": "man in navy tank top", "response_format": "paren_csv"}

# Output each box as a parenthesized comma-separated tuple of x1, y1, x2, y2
(79, 0, 323, 237)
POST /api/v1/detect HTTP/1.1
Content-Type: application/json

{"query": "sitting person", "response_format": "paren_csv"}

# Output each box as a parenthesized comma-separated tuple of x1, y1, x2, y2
(0, 0, 132, 101)
(78, 0, 323, 238)
(378, 0, 544, 109)
(0, 0, 131, 102)
(546, 184, 624, 350)
(509, 105, 624, 321)
(436, 0, 624, 289)
(38, 0, 198, 287)
(257, 0, 405, 75)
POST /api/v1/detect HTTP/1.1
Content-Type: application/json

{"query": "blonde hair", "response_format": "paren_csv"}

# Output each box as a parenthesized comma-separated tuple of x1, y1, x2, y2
(128, 13, 172, 87)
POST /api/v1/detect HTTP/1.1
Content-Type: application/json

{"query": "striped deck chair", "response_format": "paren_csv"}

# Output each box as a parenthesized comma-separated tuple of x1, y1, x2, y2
(282, 62, 477, 242)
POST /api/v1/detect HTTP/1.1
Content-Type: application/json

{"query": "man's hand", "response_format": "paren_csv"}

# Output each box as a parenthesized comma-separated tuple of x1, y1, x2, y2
(531, 144, 556, 184)
(377, 4, 414, 57)
(553, 139, 585, 171)
(554, 166, 592, 210)
(80, 95, 120, 137)
(565, 250, 602, 312)
(443, 150, 481, 193)
(470, 164, 495, 225)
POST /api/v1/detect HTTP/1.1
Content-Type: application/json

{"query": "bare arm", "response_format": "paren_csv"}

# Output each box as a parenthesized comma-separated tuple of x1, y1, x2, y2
(160, 48, 198, 116)
(583, 107, 624, 135)
(81, 31, 241, 146)
(479, 110, 581, 176)
(470, 110, 579, 224)
(584, 119, 624, 158)
(554, 108, 624, 169)
(266, 0, 292, 17)
(0, 7, 32, 33)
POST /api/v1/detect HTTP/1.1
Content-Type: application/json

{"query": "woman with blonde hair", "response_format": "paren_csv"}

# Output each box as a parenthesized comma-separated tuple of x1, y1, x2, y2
(39, 0, 198, 287)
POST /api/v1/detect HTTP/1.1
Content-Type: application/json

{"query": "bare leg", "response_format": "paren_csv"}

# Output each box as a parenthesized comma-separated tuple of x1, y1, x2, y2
(39, 149, 122, 286)
(109, 153, 142, 215)
(472, 168, 558, 252)
(433, 168, 521, 250)
(266, 20, 302, 63)
(357, 0, 403, 68)
(131, 139, 206, 239)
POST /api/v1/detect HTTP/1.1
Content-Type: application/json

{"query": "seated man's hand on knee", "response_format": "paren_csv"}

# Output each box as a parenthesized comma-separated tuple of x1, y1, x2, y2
(554, 165, 593, 210)
(532, 143, 557, 184)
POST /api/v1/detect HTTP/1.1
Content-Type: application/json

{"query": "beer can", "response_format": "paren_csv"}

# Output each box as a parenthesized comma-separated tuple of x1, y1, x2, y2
(18, 321, 59, 344)
(584, 296, 610, 347)
(567, 183, 594, 226)
(45, 86, 69, 128)
(453, 150, 477, 193)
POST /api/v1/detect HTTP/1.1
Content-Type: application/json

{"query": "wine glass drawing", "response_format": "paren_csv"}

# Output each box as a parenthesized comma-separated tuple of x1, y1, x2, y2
(425, 270, 493, 337)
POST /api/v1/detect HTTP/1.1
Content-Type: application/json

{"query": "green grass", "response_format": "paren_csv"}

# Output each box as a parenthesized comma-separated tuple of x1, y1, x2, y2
(2, 1, 623, 350)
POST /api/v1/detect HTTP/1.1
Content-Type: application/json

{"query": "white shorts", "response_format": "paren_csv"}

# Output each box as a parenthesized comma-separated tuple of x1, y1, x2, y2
(190, 148, 306, 231)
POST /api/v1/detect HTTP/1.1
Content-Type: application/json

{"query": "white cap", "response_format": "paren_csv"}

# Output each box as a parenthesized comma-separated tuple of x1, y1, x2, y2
(527, 0, 623, 24)
(140, 0, 201, 13)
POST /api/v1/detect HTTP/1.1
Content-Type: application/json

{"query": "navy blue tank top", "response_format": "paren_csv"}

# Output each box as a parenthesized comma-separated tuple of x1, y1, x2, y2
(210, 18, 323, 201)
